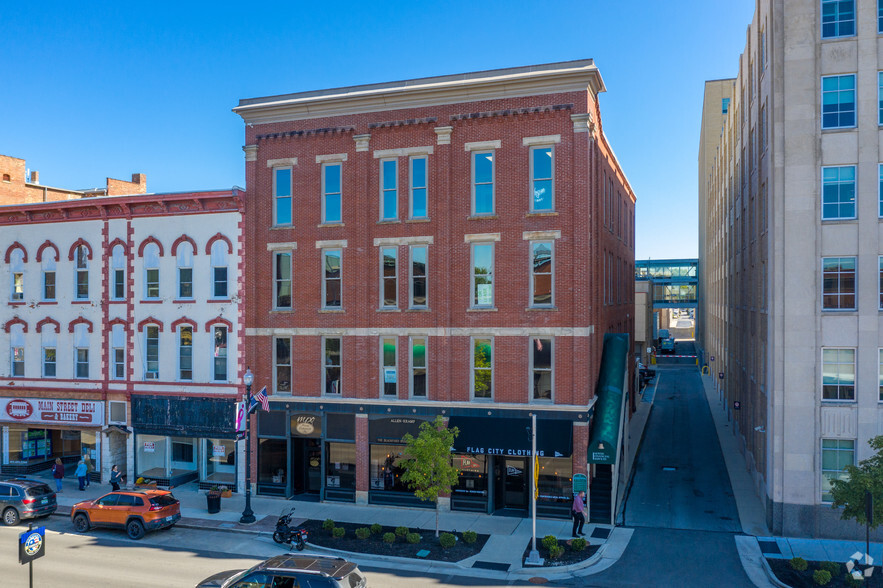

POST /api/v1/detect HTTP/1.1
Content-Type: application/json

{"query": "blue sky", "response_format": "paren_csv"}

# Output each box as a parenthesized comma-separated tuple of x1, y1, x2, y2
(2, 1, 754, 260)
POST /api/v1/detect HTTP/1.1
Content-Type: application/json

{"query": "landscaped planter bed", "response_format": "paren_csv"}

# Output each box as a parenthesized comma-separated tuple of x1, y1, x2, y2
(521, 537, 599, 567)
(767, 558, 883, 587)
(300, 519, 489, 563)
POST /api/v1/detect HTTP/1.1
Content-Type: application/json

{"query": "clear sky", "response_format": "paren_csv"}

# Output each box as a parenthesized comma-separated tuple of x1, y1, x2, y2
(2, 1, 754, 260)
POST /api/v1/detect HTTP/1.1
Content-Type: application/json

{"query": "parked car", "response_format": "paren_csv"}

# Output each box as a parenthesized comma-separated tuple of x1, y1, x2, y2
(71, 489, 180, 539)
(196, 554, 368, 588)
(660, 337, 676, 354)
(0, 477, 56, 526)
(657, 329, 670, 345)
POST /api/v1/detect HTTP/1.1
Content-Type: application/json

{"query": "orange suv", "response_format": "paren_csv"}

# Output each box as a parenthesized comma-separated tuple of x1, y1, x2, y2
(71, 489, 180, 539)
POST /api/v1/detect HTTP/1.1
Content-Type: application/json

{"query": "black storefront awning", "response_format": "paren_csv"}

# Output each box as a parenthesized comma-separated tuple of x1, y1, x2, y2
(448, 416, 573, 458)
(132, 396, 236, 438)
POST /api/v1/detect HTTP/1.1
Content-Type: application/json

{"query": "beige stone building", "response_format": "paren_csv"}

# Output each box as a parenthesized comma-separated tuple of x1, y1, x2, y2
(700, 0, 883, 538)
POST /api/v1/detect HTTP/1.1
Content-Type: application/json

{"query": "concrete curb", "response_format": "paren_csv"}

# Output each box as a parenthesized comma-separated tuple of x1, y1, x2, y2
(735, 535, 788, 588)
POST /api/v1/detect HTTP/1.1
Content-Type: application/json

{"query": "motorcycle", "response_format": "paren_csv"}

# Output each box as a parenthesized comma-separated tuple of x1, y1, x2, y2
(272, 507, 308, 551)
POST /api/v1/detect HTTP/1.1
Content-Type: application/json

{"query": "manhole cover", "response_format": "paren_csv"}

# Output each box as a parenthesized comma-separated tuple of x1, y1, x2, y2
(662, 466, 677, 471)
(528, 578, 549, 585)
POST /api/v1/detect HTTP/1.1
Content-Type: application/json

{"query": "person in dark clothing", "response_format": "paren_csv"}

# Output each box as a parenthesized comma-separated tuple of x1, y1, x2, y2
(109, 465, 123, 491)
(572, 490, 586, 537)
(52, 458, 64, 493)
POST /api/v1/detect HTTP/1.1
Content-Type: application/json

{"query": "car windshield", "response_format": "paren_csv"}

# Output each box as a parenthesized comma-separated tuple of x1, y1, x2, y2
(149, 495, 177, 507)
(25, 484, 53, 497)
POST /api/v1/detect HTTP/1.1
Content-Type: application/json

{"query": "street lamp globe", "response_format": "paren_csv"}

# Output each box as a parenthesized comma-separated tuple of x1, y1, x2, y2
(243, 368, 254, 387)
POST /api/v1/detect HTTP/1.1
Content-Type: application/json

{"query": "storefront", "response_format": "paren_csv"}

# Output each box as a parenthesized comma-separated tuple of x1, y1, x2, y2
(131, 395, 236, 490)
(0, 397, 103, 477)
(324, 413, 355, 502)
(368, 416, 428, 507)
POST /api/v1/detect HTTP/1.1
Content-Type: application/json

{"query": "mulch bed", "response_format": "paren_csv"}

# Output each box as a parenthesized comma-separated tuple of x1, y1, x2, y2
(300, 519, 489, 562)
(767, 558, 883, 587)
(521, 537, 599, 567)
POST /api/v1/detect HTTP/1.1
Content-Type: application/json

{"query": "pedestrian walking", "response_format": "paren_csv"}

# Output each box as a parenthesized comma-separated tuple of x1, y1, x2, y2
(75, 460, 87, 491)
(572, 490, 586, 537)
(83, 454, 94, 488)
(110, 465, 123, 491)
(52, 458, 64, 493)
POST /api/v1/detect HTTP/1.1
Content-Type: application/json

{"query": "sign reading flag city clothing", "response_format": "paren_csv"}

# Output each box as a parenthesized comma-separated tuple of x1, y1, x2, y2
(1, 398, 103, 426)
(19, 526, 45, 564)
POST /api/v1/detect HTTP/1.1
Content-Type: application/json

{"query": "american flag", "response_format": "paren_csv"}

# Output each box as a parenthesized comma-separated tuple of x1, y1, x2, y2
(250, 386, 269, 413)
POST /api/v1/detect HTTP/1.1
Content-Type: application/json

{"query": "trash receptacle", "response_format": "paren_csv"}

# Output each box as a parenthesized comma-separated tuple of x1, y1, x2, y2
(206, 493, 221, 514)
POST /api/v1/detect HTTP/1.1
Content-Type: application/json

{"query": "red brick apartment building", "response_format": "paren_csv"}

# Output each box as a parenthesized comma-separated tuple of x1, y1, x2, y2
(234, 60, 635, 519)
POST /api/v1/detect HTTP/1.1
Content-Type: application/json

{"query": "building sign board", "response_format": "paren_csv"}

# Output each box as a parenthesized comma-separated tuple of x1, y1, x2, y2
(290, 414, 322, 438)
(1, 398, 103, 426)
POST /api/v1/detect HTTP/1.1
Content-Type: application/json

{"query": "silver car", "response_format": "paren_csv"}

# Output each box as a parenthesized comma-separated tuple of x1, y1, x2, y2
(197, 554, 367, 588)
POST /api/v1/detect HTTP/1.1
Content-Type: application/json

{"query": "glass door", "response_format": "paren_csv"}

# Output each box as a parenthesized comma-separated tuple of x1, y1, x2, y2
(503, 458, 527, 510)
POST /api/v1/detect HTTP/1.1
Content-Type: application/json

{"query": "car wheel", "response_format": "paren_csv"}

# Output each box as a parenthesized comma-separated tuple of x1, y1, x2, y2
(2, 507, 20, 526)
(73, 513, 90, 532)
(126, 519, 145, 540)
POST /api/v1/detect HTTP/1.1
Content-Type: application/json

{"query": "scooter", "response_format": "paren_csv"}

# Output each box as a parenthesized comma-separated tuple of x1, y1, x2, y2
(272, 507, 308, 551)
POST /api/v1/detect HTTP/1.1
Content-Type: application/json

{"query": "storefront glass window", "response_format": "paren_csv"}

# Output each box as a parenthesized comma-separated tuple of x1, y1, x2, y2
(453, 454, 487, 497)
(325, 442, 356, 490)
(136, 435, 167, 479)
(204, 438, 235, 486)
(170, 436, 197, 476)
(369, 444, 409, 492)
(81, 430, 98, 471)
(258, 438, 287, 485)
(537, 457, 572, 505)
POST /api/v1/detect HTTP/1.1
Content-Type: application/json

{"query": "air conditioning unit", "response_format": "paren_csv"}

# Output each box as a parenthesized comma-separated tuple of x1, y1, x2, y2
(146, 372, 159, 380)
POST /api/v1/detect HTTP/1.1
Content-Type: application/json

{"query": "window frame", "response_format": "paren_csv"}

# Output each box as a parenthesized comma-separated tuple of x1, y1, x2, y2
(274, 336, 291, 394)
(409, 156, 428, 219)
(821, 165, 857, 220)
(821, 74, 857, 130)
(75, 245, 89, 300)
(144, 325, 159, 380)
(529, 145, 555, 212)
(212, 326, 228, 382)
(380, 246, 397, 309)
(529, 240, 554, 308)
(322, 249, 342, 309)
(821, 0, 856, 39)
(380, 336, 397, 397)
(822, 256, 856, 310)
(212, 266, 228, 299)
(322, 162, 342, 225)
(11, 272, 23, 301)
(323, 336, 341, 395)
(409, 245, 428, 309)
(112, 347, 124, 380)
(178, 326, 193, 381)
(471, 336, 494, 400)
(43, 347, 56, 378)
(879, 348, 883, 402)
(471, 150, 495, 216)
(43, 270, 56, 301)
(272, 166, 293, 227)
(409, 336, 427, 398)
(380, 158, 398, 221)
(821, 347, 856, 402)
(530, 337, 553, 402)
(273, 251, 292, 310)
(821, 438, 855, 503)
(75, 347, 89, 379)
(470, 242, 495, 309)
(11, 346, 24, 377)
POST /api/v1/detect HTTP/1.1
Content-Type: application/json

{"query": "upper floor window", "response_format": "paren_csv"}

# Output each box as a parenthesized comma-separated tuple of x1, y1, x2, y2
(111, 324, 125, 380)
(879, 0, 883, 33)
(530, 147, 554, 212)
(530, 241, 554, 307)
(211, 241, 229, 299)
(531, 337, 553, 401)
(822, 348, 855, 401)
(111, 244, 125, 300)
(879, 256, 883, 310)
(323, 163, 342, 224)
(274, 337, 291, 394)
(42, 327, 57, 378)
(143, 243, 160, 299)
(381, 337, 397, 397)
(722, 98, 730, 114)
(472, 337, 493, 400)
(822, 74, 856, 129)
(177, 242, 194, 299)
(822, 439, 854, 502)
(178, 326, 193, 381)
(410, 336, 427, 398)
(879, 348, 883, 401)
(9, 249, 24, 301)
(822, 165, 856, 220)
(410, 157, 427, 219)
(273, 167, 292, 226)
(74, 323, 89, 379)
(10, 324, 24, 377)
(42, 254, 56, 301)
(381, 159, 398, 221)
(471, 243, 494, 308)
(324, 336, 341, 395)
(381, 247, 397, 309)
(145, 325, 159, 380)
(472, 151, 495, 215)
(274, 252, 291, 309)
(409, 245, 427, 309)
(213, 326, 227, 382)
(323, 249, 342, 309)
(821, 0, 855, 38)
(75, 245, 89, 299)
(822, 256, 856, 310)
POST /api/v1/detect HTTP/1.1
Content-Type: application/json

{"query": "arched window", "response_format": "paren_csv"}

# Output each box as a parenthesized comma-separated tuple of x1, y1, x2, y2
(9, 249, 24, 301)
(73, 323, 90, 378)
(75, 245, 89, 300)
(144, 325, 159, 380)
(111, 244, 126, 300)
(41, 324, 57, 378)
(143, 243, 160, 299)
(42, 252, 57, 301)
(10, 324, 25, 377)
(210, 240, 229, 299)
(177, 242, 194, 299)
(178, 325, 193, 380)
(111, 324, 126, 379)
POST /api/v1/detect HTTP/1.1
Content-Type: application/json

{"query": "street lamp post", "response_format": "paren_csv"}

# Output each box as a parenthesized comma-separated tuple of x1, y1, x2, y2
(240, 368, 256, 524)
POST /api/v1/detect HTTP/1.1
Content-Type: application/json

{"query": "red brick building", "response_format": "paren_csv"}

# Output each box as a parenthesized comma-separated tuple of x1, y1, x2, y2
(234, 60, 635, 518)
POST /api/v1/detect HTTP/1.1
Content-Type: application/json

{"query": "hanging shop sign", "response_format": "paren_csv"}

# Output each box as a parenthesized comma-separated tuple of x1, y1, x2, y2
(290, 414, 322, 438)
(1, 398, 103, 426)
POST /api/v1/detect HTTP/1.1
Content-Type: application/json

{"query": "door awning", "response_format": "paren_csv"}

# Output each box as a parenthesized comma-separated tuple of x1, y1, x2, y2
(448, 416, 573, 458)
(587, 333, 629, 464)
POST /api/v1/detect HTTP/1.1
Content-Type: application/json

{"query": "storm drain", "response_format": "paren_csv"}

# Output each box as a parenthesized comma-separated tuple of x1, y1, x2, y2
(758, 540, 781, 555)
(661, 466, 677, 471)
(473, 561, 510, 571)
(591, 527, 611, 540)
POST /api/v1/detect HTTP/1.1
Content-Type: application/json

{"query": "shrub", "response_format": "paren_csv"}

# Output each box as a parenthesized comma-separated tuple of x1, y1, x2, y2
(406, 532, 421, 544)
(322, 519, 335, 532)
(571, 537, 587, 551)
(820, 561, 840, 576)
(845, 573, 864, 588)
(395, 526, 409, 538)
(548, 544, 564, 559)
(370, 523, 383, 535)
(332, 527, 345, 539)
(355, 527, 370, 540)
(439, 532, 456, 549)
(462, 530, 477, 545)
(789, 557, 808, 572)
(382, 532, 396, 544)
(813, 570, 832, 586)
(541, 535, 558, 551)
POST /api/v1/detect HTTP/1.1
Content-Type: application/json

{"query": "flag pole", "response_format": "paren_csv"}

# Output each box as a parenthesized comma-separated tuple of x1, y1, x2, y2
(526, 412, 542, 565)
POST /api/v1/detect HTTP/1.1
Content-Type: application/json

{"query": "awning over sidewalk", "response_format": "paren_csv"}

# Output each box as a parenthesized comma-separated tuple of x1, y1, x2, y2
(448, 416, 573, 457)
(587, 333, 629, 464)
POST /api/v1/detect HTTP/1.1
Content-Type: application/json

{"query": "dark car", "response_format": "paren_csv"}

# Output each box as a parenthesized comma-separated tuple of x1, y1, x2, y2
(0, 477, 57, 526)
(196, 554, 367, 588)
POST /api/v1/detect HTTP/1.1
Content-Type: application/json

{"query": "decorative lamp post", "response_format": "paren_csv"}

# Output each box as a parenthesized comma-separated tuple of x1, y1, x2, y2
(240, 368, 256, 524)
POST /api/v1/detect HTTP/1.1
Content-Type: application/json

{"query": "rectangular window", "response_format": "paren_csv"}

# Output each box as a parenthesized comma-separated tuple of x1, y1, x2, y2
(472, 337, 493, 399)
(879, 72, 883, 125)
(531, 337, 552, 401)
(722, 97, 730, 114)
(76, 271, 88, 299)
(113, 348, 124, 379)
(75, 348, 89, 379)
(381, 159, 397, 220)
(113, 269, 124, 299)
(213, 327, 227, 382)
(324, 337, 341, 395)
(880, 165, 883, 218)
(44, 348, 56, 378)
(410, 337, 427, 398)
(146, 268, 159, 299)
(323, 249, 341, 309)
(274, 252, 291, 309)
(822, 74, 856, 129)
(822, 256, 856, 310)
(761, 105, 768, 152)
(274, 167, 292, 226)
(471, 243, 494, 308)
(821, 0, 855, 38)
(44, 271, 56, 300)
(822, 348, 855, 401)
(381, 247, 397, 308)
(822, 166, 856, 220)
(145, 326, 159, 380)
(410, 156, 427, 219)
(879, 348, 883, 401)
(381, 337, 397, 397)
(531, 146, 554, 211)
(274, 337, 291, 393)
(530, 241, 553, 306)
(178, 327, 193, 380)
(410, 245, 427, 308)
(880, 0, 883, 33)
(178, 267, 193, 299)
(11, 272, 23, 301)
(472, 151, 494, 215)
(323, 163, 342, 224)
(11, 347, 24, 377)
(822, 439, 855, 502)
(213, 266, 228, 298)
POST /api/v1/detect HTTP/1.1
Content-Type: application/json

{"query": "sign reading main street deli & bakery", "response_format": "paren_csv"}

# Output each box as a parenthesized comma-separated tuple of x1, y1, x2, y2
(1, 398, 104, 426)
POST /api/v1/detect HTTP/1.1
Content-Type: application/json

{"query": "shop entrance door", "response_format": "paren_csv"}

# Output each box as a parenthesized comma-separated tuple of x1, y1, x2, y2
(494, 457, 527, 512)
(290, 438, 321, 498)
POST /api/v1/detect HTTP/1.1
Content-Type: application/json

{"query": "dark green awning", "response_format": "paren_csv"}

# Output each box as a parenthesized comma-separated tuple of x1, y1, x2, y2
(587, 333, 629, 464)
